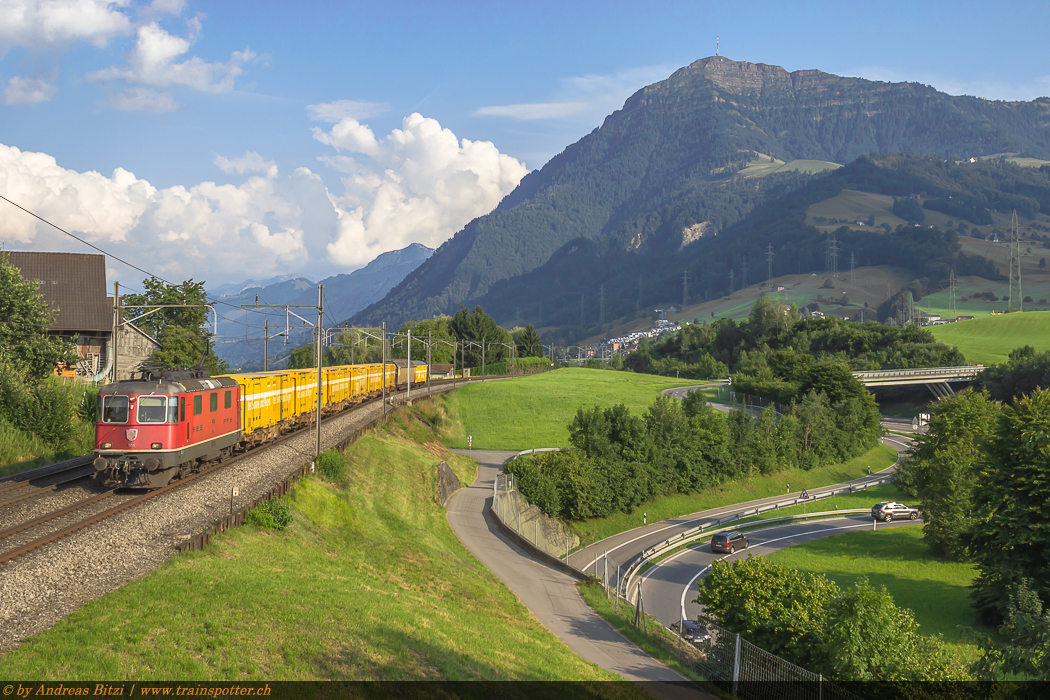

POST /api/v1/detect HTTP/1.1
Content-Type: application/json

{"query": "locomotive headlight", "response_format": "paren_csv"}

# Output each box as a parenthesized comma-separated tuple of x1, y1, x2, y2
(151, 442, 163, 450)
(101, 442, 112, 449)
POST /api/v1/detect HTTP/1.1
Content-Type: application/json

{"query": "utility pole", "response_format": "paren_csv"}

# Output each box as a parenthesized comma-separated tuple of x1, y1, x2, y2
(315, 284, 323, 461)
(1009, 210, 1023, 312)
(111, 281, 119, 383)
(849, 251, 856, 288)
(264, 319, 268, 371)
(599, 284, 605, 325)
(427, 330, 432, 396)
(729, 268, 735, 293)
(740, 256, 749, 289)
(382, 321, 387, 415)
(825, 232, 839, 276)
(682, 270, 689, 306)
(406, 329, 411, 405)
(766, 244, 774, 284)
(949, 269, 957, 321)
(580, 294, 585, 327)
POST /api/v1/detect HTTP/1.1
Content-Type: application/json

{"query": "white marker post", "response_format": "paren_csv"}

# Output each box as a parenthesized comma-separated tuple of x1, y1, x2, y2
(468, 434, 472, 460)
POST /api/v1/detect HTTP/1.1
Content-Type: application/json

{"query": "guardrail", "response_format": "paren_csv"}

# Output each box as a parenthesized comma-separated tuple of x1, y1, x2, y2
(853, 365, 983, 380)
(618, 475, 896, 602)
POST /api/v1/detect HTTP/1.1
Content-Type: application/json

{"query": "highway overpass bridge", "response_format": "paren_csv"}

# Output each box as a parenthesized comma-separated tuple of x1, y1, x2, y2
(853, 366, 984, 399)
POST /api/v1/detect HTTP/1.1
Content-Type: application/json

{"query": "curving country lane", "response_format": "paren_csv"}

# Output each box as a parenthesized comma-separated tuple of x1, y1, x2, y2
(445, 449, 703, 695)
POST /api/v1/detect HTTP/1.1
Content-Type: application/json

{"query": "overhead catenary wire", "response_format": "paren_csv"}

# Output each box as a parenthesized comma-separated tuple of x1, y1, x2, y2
(0, 193, 288, 323)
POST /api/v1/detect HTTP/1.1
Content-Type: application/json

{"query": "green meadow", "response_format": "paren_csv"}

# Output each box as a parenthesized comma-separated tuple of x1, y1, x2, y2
(440, 368, 699, 450)
(929, 310, 1050, 364)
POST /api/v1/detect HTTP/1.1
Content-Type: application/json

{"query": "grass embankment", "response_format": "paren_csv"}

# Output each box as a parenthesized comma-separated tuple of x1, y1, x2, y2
(573, 442, 898, 546)
(441, 368, 699, 450)
(767, 527, 985, 654)
(929, 310, 1050, 365)
(0, 403, 636, 689)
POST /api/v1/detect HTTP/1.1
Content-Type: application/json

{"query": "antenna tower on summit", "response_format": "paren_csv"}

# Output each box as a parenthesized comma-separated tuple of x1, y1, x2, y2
(716, 36, 720, 56)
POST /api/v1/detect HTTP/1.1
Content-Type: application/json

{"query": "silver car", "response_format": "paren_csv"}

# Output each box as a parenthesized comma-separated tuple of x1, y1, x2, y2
(871, 501, 920, 522)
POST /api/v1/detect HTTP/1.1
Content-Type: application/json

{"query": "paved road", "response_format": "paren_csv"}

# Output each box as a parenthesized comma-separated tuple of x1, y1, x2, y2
(445, 449, 707, 695)
(637, 515, 920, 627)
(568, 432, 915, 581)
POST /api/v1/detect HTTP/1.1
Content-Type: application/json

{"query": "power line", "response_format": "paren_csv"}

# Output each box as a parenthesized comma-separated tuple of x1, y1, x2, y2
(0, 193, 286, 323)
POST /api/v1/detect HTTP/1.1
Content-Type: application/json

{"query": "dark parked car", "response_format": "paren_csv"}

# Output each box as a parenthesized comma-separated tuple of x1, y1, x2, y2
(871, 501, 921, 522)
(711, 531, 750, 553)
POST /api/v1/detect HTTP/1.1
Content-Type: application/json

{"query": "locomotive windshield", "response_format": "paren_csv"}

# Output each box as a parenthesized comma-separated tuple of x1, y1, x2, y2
(138, 396, 168, 423)
(101, 395, 129, 423)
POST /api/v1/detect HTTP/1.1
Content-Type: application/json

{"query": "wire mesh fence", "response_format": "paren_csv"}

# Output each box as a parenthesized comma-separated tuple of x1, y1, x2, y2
(684, 621, 865, 700)
(716, 387, 790, 416)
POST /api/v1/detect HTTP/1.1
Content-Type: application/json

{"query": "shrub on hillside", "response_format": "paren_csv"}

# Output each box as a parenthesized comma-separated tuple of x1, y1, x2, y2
(317, 450, 346, 481)
(245, 498, 293, 530)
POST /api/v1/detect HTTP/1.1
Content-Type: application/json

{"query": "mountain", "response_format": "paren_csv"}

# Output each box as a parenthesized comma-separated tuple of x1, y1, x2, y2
(213, 243, 433, 369)
(305, 242, 434, 324)
(352, 56, 1050, 330)
(209, 273, 315, 298)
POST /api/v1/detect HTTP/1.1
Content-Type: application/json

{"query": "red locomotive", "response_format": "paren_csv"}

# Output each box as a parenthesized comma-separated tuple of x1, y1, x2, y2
(93, 368, 242, 489)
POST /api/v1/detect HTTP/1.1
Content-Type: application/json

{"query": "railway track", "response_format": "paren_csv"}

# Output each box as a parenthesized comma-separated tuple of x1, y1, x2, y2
(0, 458, 96, 512)
(0, 376, 487, 566)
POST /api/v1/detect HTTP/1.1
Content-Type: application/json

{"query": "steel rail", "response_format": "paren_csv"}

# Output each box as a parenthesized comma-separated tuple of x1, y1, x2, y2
(0, 470, 95, 511)
(0, 375, 494, 565)
(0, 489, 116, 543)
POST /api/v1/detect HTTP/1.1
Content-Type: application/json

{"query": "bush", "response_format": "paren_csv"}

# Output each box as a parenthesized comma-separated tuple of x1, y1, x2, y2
(245, 498, 293, 529)
(317, 450, 346, 481)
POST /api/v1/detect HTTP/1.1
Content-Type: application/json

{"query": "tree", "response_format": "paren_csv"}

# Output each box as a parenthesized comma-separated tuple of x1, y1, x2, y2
(968, 388, 1050, 624)
(391, 316, 454, 363)
(328, 327, 384, 366)
(971, 578, 1050, 681)
(514, 323, 544, 358)
(122, 277, 226, 374)
(899, 389, 999, 561)
(696, 555, 840, 669)
(0, 253, 77, 380)
(449, 305, 510, 367)
(287, 342, 318, 369)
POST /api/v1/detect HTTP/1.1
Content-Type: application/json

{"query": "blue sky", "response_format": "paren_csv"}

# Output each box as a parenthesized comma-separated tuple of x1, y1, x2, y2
(1, 0, 1046, 287)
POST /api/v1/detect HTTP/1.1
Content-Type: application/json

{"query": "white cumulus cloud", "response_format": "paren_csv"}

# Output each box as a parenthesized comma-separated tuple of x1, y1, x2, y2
(0, 141, 322, 281)
(0, 0, 135, 55)
(3, 76, 57, 104)
(0, 112, 527, 283)
(312, 112, 528, 267)
(89, 20, 256, 109)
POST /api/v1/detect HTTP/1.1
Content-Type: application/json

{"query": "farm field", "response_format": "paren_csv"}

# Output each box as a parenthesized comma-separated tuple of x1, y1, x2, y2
(929, 310, 1050, 365)
(0, 408, 636, 689)
(739, 152, 840, 179)
(572, 442, 898, 546)
(440, 368, 698, 450)
(767, 527, 985, 654)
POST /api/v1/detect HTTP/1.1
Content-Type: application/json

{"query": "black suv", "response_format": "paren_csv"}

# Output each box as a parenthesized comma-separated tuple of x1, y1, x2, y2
(871, 501, 920, 522)
(711, 531, 750, 553)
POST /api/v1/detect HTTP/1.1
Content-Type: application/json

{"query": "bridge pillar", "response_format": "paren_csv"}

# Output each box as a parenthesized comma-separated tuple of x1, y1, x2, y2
(925, 382, 956, 400)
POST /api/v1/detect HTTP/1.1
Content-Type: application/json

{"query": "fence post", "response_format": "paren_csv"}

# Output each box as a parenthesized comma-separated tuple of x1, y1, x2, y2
(732, 633, 741, 696)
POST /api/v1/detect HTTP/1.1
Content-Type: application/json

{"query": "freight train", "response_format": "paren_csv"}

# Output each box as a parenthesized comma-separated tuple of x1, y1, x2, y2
(93, 361, 428, 488)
